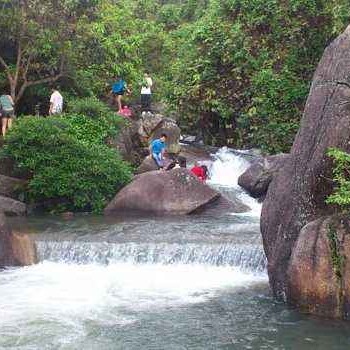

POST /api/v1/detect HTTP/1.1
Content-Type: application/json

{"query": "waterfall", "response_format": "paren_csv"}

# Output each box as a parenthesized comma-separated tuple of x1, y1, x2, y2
(207, 147, 262, 216)
(36, 241, 267, 273)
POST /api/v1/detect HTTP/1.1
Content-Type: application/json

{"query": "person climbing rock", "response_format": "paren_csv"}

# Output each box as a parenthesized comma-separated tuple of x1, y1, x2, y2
(0, 94, 15, 137)
(140, 72, 153, 114)
(112, 76, 130, 112)
(49, 87, 63, 115)
(150, 134, 167, 169)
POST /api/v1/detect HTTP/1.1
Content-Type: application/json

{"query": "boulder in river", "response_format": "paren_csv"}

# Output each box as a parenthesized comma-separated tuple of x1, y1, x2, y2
(0, 212, 37, 267)
(0, 174, 27, 199)
(238, 154, 290, 198)
(288, 216, 350, 319)
(261, 24, 350, 314)
(105, 168, 242, 215)
(0, 195, 27, 216)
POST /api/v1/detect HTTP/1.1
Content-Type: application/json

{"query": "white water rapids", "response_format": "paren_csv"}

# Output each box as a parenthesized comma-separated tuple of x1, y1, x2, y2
(0, 147, 268, 350)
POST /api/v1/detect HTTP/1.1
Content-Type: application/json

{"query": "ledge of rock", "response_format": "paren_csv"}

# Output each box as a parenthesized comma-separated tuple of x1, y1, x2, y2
(238, 154, 290, 198)
(0, 195, 27, 216)
(105, 168, 221, 215)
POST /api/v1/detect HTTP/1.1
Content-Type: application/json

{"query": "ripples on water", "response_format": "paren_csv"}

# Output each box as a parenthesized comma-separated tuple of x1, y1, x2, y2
(1, 148, 350, 349)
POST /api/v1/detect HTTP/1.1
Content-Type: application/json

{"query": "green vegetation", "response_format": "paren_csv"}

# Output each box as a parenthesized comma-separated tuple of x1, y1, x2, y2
(327, 221, 344, 280)
(327, 148, 350, 208)
(1, 0, 350, 153)
(0, 103, 132, 213)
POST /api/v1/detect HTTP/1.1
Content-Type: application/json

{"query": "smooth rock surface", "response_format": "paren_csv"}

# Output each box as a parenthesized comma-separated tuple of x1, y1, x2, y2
(261, 25, 350, 302)
(0, 212, 15, 267)
(238, 154, 289, 198)
(105, 168, 221, 215)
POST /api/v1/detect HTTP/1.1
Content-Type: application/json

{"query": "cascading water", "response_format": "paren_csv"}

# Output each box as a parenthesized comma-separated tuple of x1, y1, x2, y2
(2, 148, 348, 349)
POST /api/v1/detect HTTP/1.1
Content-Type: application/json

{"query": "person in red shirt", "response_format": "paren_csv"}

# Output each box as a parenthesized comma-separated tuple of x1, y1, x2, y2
(190, 162, 206, 182)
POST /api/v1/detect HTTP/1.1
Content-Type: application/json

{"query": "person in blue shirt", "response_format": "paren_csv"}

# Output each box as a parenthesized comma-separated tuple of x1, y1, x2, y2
(111, 76, 130, 112)
(150, 134, 167, 169)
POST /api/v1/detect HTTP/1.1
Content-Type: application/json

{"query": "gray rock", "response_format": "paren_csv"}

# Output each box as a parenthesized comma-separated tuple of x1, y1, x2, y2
(0, 195, 27, 216)
(238, 154, 290, 198)
(0, 175, 27, 199)
(261, 25, 350, 304)
(105, 168, 221, 215)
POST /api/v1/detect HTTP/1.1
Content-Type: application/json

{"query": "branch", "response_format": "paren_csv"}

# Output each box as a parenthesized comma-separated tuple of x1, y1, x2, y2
(14, 40, 22, 86)
(0, 55, 14, 84)
(16, 72, 63, 104)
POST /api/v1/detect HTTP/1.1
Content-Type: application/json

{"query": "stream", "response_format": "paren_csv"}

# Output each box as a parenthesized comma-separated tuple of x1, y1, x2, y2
(1, 148, 350, 349)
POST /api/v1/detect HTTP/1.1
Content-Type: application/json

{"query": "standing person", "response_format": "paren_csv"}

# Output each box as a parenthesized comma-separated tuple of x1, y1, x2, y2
(0, 94, 15, 137)
(49, 88, 63, 115)
(140, 72, 153, 114)
(150, 134, 167, 169)
(112, 76, 130, 112)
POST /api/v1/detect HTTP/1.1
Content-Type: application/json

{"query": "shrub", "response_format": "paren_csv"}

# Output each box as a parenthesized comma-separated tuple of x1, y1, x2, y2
(1, 116, 132, 213)
(66, 97, 125, 139)
(327, 148, 350, 208)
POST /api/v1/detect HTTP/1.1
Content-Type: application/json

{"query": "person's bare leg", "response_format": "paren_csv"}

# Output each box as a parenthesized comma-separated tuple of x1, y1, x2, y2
(7, 118, 12, 130)
(2, 118, 8, 137)
(117, 95, 122, 112)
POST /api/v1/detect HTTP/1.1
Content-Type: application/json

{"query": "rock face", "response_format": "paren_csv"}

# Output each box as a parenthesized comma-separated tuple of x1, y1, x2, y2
(114, 113, 181, 166)
(238, 154, 289, 198)
(136, 156, 160, 174)
(105, 168, 221, 215)
(287, 216, 350, 319)
(0, 212, 37, 267)
(261, 25, 350, 307)
(0, 195, 27, 216)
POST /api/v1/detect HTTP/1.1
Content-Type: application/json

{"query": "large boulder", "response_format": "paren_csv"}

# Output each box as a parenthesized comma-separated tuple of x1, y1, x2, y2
(113, 113, 181, 166)
(238, 154, 290, 198)
(261, 25, 350, 305)
(0, 175, 27, 199)
(105, 168, 222, 215)
(288, 216, 350, 319)
(0, 196, 27, 216)
(0, 212, 36, 267)
(136, 156, 159, 174)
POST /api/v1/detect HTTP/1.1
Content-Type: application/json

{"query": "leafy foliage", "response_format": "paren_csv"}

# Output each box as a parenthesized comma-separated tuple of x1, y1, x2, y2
(0, 115, 132, 213)
(1, 0, 350, 152)
(327, 148, 350, 208)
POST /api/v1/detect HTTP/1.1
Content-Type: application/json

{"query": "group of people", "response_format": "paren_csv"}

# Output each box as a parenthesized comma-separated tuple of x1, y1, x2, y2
(111, 72, 153, 115)
(0, 87, 63, 137)
(149, 134, 209, 182)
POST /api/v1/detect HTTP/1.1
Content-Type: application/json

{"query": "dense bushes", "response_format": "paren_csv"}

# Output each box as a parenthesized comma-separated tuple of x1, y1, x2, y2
(0, 109, 132, 213)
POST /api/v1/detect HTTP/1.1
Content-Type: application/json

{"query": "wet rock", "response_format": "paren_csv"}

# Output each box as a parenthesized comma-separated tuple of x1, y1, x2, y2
(238, 154, 290, 198)
(105, 168, 222, 215)
(11, 232, 37, 266)
(0, 175, 27, 199)
(0, 212, 36, 267)
(261, 25, 350, 306)
(0, 212, 15, 267)
(0, 195, 27, 216)
(288, 216, 350, 319)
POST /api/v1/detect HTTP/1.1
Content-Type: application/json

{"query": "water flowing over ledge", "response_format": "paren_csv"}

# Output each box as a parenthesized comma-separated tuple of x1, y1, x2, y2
(36, 241, 267, 273)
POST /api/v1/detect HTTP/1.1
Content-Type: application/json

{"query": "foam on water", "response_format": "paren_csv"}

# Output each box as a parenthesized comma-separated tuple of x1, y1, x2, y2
(207, 147, 262, 217)
(0, 261, 267, 347)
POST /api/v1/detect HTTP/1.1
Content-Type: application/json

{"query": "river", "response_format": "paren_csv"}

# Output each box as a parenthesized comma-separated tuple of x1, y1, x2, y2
(1, 148, 350, 349)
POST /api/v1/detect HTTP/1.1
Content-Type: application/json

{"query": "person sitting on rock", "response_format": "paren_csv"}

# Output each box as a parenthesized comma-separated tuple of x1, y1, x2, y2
(150, 134, 167, 169)
(190, 162, 207, 182)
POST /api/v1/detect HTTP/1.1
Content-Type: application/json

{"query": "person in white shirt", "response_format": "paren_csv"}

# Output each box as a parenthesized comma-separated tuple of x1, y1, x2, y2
(49, 88, 63, 115)
(140, 72, 153, 113)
